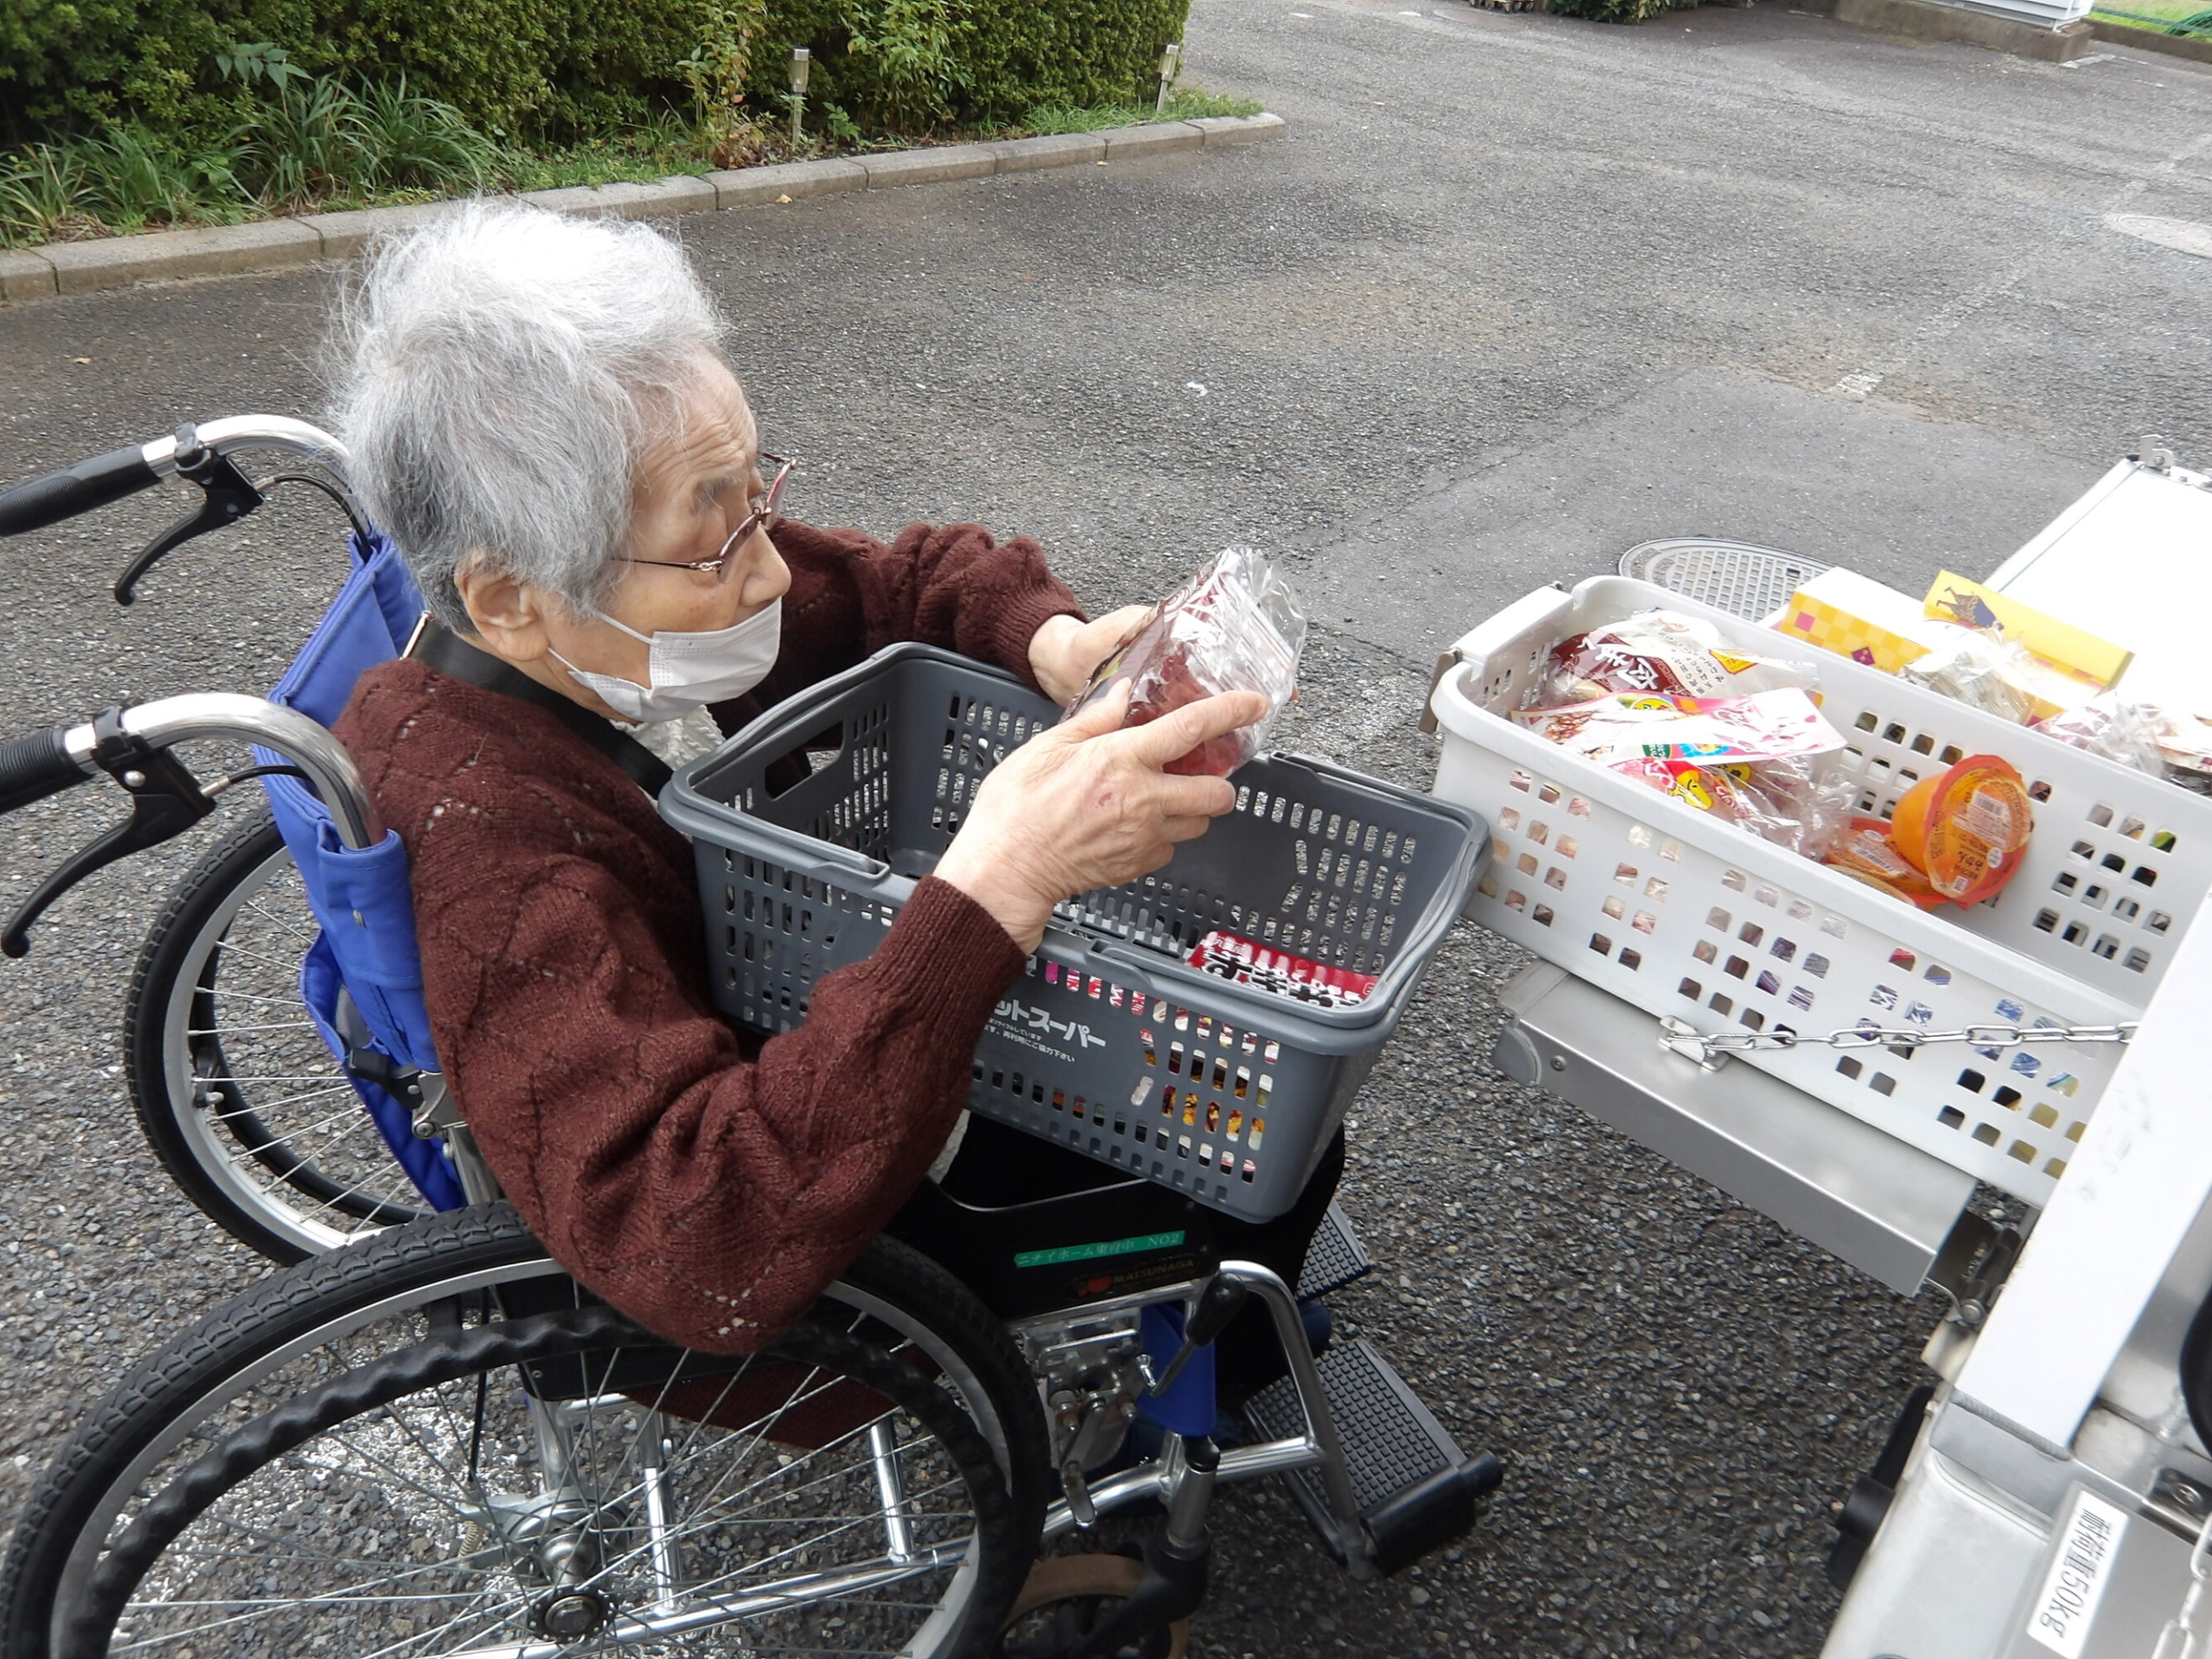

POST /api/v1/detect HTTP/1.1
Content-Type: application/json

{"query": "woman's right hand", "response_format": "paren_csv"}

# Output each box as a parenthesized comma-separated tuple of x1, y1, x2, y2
(933, 686, 1269, 952)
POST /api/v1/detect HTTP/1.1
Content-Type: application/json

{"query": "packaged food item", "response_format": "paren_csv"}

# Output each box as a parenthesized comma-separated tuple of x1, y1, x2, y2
(2027, 694, 2212, 785)
(2147, 710, 2212, 783)
(1902, 629, 2037, 725)
(1512, 688, 1843, 768)
(1515, 688, 1853, 856)
(1772, 568, 1955, 675)
(1065, 546, 1305, 777)
(1888, 754, 2033, 906)
(1187, 931, 1376, 1008)
(1923, 572, 2132, 699)
(1825, 817, 1948, 909)
(1612, 755, 1855, 858)
(2031, 695, 2169, 778)
(1535, 611, 1817, 705)
(1772, 565, 2132, 724)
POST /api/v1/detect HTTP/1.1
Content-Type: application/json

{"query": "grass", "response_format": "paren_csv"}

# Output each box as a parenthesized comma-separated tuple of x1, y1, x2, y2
(2088, 0, 2212, 32)
(0, 77, 499, 246)
(1024, 88, 1265, 134)
(0, 81, 1265, 251)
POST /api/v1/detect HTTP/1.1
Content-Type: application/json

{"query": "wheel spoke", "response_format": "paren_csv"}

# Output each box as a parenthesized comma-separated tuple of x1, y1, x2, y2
(143, 823, 432, 1253)
(56, 1234, 1017, 1659)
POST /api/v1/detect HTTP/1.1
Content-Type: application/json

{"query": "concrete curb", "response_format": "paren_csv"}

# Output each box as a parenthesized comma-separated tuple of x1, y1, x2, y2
(2087, 18, 2212, 64)
(1833, 0, 2094, 60)
(0, 113, 1286, 307)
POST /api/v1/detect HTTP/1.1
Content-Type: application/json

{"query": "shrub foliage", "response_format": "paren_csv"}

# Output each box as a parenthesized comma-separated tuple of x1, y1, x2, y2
(3, 0, 1193, 148)
(1543, 0, 1697, 20)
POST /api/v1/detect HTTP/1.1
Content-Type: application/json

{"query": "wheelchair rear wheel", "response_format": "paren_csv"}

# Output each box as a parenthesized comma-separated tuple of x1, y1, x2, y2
(0, 1205, 1050, 1659)
(125, 808, 435, 1261)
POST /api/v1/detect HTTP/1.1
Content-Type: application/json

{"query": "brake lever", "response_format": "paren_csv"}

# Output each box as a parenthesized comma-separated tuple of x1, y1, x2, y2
(3, 708, 215, 957)
(112, 424, 264, 606)
(1146, 1275, 1249, 1399)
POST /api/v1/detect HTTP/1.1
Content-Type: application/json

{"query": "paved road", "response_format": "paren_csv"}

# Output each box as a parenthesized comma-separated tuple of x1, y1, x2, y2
(0, 1, 2207, 1652)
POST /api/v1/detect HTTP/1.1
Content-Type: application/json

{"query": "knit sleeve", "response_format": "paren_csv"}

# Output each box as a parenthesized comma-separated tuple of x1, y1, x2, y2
(433, 847, 1023, 1353)
(762, 517, 1084, 697)
(343, 664, 1030, 1355)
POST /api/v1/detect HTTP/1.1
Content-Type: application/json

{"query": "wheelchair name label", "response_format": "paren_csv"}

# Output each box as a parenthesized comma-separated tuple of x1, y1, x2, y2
(990, 997, 1109, 1063)
(1014, 1230, 1188, 1268)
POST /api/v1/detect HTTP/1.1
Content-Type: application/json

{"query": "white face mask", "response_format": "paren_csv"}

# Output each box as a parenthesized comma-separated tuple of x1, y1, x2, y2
(551, 598, 781, 724)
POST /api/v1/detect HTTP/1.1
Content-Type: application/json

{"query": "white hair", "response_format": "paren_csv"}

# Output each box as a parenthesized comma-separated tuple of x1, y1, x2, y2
(332, 199, 728, 632)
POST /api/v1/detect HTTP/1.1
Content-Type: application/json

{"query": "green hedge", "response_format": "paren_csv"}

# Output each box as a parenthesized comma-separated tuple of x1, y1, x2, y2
(1543, 0, 1695, 20)
(2, 0, 1192, 147)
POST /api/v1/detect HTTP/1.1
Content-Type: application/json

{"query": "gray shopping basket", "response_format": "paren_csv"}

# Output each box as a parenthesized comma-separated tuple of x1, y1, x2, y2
(662, 644, 1487, 1223)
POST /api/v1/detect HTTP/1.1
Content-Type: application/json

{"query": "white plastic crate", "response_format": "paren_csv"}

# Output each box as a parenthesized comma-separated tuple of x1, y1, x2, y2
(1429, 576, 2212, 1207)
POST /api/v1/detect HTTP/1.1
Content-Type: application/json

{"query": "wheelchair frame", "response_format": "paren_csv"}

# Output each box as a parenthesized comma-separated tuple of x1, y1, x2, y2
(0, 413, 1503, 1654)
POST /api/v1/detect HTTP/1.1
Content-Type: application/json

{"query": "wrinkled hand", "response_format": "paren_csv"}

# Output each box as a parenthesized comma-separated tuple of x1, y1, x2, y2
(1027, 605, 1154, 706)
(934, 685, 1269, 951)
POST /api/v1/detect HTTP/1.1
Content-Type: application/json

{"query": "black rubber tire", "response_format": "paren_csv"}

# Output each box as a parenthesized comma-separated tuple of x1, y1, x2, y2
(123, 808, 428, 1262)
(0, 1204, 1050, 1659)
(998, 1554, 1187, 1659)
(65, 1306, 1020, 1658)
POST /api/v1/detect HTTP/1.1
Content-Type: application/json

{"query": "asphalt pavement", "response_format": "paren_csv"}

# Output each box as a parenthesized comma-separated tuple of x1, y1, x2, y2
(1, 0, 2209, 1652)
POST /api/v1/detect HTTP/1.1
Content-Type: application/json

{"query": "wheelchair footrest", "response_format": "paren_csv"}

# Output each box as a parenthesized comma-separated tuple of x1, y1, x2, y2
(1294, 1200, 1372, 1302)
(1242, 1338, 1502, 1575)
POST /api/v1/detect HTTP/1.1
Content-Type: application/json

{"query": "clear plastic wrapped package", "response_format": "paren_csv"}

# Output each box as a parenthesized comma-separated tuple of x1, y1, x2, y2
(1535, 610, 1818, 705)
(1065, 546, 1306, 777)
(1616, 754, 1855, 859)
(2150, 712, 2212, 785)
(2032, 695, 2169, 777)
(1512, 687, 1853, 858)
(1901, 626, 2037, 725)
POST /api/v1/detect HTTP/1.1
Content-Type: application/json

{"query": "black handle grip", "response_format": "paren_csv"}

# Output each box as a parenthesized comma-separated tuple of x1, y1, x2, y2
(0, 446, 160, 537)
(0, 728, 88, 814)
(1183, 1276, 1250, 1349)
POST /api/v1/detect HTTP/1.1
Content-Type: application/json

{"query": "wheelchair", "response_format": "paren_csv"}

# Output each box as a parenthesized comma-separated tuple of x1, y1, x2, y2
(0, 418, 1502, 1658)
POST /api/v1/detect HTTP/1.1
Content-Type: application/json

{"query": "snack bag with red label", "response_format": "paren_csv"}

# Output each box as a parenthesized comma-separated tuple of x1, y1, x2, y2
(1535, 610, 1819, 706)
(1516, 688, 1853, 856)
(1064, 547, 1306, 777)
(1187, 931, 1377, 1008)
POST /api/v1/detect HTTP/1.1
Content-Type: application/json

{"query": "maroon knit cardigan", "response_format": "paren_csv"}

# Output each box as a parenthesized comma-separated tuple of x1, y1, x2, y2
(335, 518, 1081, 1353)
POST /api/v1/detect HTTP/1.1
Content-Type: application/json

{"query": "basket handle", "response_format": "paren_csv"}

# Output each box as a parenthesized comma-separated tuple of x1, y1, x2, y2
(1265, 749, 1444, 811)
(1446, 582, 1573, 675)
(1068, 935, 1166, 999)
(711, 812, 896, 887)
(706, 643, 1030, 777)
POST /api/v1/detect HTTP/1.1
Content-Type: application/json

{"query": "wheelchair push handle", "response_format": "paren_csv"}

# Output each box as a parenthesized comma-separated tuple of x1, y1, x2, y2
(0, 448, 162, 537)
(0, 694, 382, 957)
(0, 416, 361, 604)
(0, 726, 95, 815)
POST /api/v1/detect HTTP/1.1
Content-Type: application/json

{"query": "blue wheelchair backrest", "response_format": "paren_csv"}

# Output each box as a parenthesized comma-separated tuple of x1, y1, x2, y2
(256, 530, 462, 1210)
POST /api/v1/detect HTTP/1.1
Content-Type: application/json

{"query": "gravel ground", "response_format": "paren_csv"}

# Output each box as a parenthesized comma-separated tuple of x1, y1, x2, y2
(1, 1, 2209, 1652)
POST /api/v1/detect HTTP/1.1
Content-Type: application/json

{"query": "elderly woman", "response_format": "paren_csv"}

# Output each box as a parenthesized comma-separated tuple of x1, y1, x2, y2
(332, 201, 1285, 1359)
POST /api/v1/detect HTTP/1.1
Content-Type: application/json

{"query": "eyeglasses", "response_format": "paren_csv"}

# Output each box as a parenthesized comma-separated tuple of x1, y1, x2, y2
(620, 452, 796, 580)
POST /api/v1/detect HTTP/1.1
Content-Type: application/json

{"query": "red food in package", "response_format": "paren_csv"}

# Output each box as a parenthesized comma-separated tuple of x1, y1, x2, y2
(1130, 648, 1250, 778)
(1065, 547, 1306, 777)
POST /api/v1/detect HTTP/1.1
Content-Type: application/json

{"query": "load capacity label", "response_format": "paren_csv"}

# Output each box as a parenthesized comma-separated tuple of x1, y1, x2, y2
(2025, 1488, 2128, 1657)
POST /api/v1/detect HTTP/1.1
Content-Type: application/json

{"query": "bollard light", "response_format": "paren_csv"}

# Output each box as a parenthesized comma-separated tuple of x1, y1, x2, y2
(1155, 42, 1181, 113)
(789, 48, 810, 143)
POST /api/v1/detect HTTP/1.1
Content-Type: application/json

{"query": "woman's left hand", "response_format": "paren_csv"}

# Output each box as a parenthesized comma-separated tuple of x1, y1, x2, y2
(1028, 605, 1153, 705)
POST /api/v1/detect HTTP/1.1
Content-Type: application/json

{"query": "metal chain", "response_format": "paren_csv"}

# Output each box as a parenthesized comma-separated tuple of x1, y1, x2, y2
(2153, 1505, 2212, 1659)
(1660, 1014, 2136, 1068)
